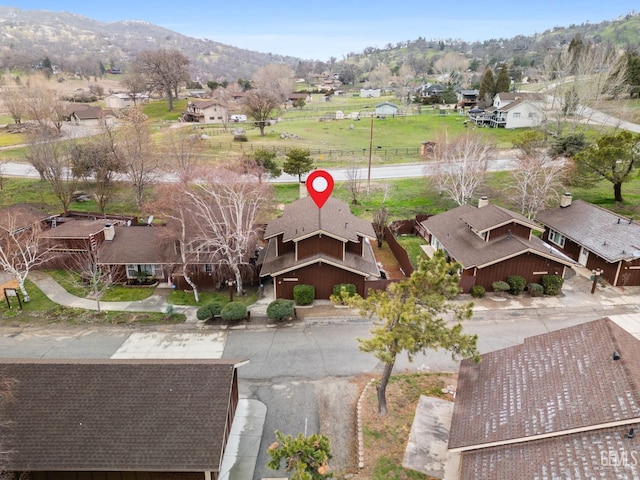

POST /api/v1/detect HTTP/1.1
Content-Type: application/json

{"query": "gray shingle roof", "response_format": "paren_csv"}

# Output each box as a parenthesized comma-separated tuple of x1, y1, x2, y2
(38, 219, 108, 239)
(536, 199, 640, 262)
(0, 359, 240, 472)
(449, 318, 640, 451)
(264, 196, 376, 242)
(422, 204, 574, 268)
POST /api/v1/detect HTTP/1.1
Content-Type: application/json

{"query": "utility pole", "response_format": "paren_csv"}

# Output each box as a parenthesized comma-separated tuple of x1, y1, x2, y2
(367, 113, 374, 195)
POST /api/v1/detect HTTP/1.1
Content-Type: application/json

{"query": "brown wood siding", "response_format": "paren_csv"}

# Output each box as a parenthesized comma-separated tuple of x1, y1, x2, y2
(277, 235, 295, 256)
(541, 232, 581, 261)
(487, 222, 531, 241)
(463, 253, 566, 293)
(345, 237, 363, 256)
(618, 259, 640, 286)
(585, 256, 619, 286)
(297, 235, 343, 261)
(275, 263, 365, 299)
(30, 472, 207, 480)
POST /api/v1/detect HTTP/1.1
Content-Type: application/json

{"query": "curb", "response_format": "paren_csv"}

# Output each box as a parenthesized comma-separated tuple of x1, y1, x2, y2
(356, 378, 376, 470)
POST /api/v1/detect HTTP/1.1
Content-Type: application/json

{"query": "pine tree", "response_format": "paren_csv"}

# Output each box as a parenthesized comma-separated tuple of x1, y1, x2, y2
(478, 67, 495, 107)
(495, 63, 511, 94)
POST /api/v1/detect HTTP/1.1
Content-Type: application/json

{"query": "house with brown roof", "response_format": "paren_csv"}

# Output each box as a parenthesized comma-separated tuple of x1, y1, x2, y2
(536, 194, 640, 287)
(259, 196, 380, 299)
(182, 100, 228, 124)
(0, 203, 54, 234)
(63, 104, 116, 127)
(447, 317, 640, 479)
(420, 198, 575, 292)
(0, 358, 242, 480)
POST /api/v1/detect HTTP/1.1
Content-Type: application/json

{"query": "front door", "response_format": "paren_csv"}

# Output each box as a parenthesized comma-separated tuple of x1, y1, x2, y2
(578, 247, 589, 267)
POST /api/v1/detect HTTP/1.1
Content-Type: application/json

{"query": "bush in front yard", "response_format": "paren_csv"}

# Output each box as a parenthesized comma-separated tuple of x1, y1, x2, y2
(528, 283, 544, 297)
(293, 284, 315, 305)
(267, 299, 295, 321)
(330, 283, 357, 305)
(220, 301, 248, 321)
(470, 285, 486, 298)
(507, 275, 527, 296)
(196, 302, 223, 321)
(541, 274, 564, 296)
(491, 281, 510, 293)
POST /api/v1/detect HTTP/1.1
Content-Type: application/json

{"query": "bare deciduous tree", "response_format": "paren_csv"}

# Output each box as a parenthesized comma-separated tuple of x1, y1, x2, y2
(120, 72, 148, 105)
(433, 52, 469, 84)
(118, 107, 162, 209)
(161, 127, 206, 185)
(251, 64, 295, 103)
(509, 131, 569, 218)
(0, 217, 57, 302)
(182, 165, 272, 295)
(426, 133, 493, 206)
(25, 129, 77, 212)
(65, 249, 114, 313)
(345, 157, 364, 205)
(133, 48, 190, 111)
(243, 89, 281, 136)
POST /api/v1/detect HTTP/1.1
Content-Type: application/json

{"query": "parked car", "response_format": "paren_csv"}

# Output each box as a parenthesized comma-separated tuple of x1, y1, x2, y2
(230, 114, 247, 123)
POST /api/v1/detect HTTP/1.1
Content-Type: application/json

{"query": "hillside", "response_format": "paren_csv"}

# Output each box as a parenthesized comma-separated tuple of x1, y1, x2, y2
(0, 6, 300, 81)
(0, 7, 638, 86)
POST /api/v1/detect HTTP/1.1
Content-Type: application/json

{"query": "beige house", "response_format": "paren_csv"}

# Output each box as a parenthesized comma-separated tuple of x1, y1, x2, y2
(105, 93, 149, 109)
(182, 100, 228, 124)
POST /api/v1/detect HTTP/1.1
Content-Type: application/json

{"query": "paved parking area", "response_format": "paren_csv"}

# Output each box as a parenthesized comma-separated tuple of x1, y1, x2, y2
(109, 332, 227, 359)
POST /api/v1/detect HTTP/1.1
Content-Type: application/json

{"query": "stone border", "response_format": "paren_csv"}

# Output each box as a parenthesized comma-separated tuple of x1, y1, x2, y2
(356, 378, 376, 469)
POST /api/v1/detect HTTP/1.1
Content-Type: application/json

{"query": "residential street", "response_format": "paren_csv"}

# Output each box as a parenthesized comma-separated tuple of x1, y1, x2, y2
(2, 271, 640, 478)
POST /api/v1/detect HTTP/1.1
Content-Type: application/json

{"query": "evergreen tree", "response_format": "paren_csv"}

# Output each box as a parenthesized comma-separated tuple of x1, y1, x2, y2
(283, 148, 314, 182)
(478, 67, 495, 107)
(495, 63, 511, 94)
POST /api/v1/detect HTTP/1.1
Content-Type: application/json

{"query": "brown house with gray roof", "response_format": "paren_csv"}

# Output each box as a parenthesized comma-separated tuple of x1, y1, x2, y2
(0, 358, 241, 480)
(536, 195, 640, 287)
(447, 317, 640, 479)
(421, 198, 575, 292)
(259, 196, 380, 299)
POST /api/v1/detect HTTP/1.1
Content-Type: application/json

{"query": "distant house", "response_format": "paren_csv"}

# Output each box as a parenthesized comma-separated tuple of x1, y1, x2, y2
(420, 198, 575, 292)
(0, 358, 242, 480)
(259, 196, 380, 299)
(471, 92, 544, 129)
(455, 88, 479, 108)
(536, 195, 640, 286)
(63, 104, 116, 127)
(105, 93, 149, 109)
(375, 101, 399, 117)
(447, 317, 640, 479)
(360, 88, 381, 98)
(182, 100, 228, 124)
(416, 83, 445, 100)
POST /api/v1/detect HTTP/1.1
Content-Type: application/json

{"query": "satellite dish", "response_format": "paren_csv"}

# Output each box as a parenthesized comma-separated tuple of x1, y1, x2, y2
(632, 249, 640, 258)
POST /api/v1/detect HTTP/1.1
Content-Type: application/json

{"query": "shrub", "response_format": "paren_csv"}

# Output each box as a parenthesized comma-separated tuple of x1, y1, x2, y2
(330, 283, 357, 305)
(293, 284, 315, 305)
(470, 285, 486, 298)
(528, 283, 544, 297)
(233, 133, 248, 142)
(267, 299, 295, 321)
(541, 274, 564, 296)
(491, 281, 510, 293)
(507, 275, 527, 296)
(220, 301, 248, 321)
(196, 302, 223, 321)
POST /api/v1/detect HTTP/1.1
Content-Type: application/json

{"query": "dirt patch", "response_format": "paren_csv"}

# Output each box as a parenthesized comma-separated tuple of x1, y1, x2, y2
(318, 372, 457, 479)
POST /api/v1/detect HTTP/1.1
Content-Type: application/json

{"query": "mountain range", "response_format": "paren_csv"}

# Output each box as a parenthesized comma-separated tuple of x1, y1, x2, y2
(0, 6, 639, 83)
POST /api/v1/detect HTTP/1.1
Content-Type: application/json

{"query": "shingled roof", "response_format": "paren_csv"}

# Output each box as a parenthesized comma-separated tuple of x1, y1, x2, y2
(449, 318, 640, 478)
(98, 225, 180, 265)
(422, 204, 574, 269)
(536, 199, 640, 262)
(264, 196, 376, 243)
(0, 359, 240, 473)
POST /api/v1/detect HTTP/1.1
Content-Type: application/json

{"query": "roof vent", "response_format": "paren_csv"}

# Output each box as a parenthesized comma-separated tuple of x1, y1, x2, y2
(560, 192, 572, 208)
(626, 428, 635, 439)
(613, 351, 621, 361)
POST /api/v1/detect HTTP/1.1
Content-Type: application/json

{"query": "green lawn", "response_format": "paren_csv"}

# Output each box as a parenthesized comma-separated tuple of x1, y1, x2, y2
(169, 286, 259, 307)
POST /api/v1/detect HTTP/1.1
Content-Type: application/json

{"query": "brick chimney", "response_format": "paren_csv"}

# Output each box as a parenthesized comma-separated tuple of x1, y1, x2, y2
(560, 192, 572, 208)
(478, 196, 489, 208)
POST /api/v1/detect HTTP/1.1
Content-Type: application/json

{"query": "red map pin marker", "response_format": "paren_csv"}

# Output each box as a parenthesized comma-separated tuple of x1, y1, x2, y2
(306, 169, 334, 209)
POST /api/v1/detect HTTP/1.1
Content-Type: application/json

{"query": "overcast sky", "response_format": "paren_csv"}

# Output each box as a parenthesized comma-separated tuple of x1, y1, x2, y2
(5, 1, 639, 60)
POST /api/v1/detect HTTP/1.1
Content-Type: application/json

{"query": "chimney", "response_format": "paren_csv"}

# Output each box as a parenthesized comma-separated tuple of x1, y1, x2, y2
(478, 196, 489, 208)
(104, 223, 115, 241)
(560, 192, 572, 208)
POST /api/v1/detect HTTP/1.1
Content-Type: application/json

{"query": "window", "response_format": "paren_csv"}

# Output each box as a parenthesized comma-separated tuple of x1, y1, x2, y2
(529, 112, 537, 118)
(513, 112, 521, 118)
(126, 264, 158, 279)
(548, 229, 566, 248)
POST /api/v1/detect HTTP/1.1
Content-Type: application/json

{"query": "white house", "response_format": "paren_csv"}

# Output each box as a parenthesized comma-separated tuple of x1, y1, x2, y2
(360, 88, 381, 98)
(375, 102, 399, 117)
(105, 93, 149, 110)
(471, 92, 544, 129)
